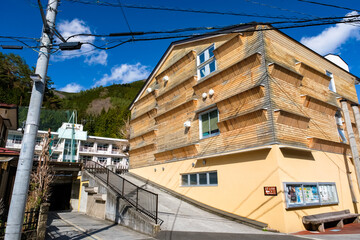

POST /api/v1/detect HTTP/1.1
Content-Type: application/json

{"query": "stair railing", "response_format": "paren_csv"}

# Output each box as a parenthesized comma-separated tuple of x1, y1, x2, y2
(84, 160, 160, 225)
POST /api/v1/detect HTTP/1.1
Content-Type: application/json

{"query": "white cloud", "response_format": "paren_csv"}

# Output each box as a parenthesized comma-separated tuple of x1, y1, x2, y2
(84, 50, 108, 66)
(52, 19, 108, 65)
(59, 83, 84, 93)
(93, 63, 150, 87)
(300, 11, 360, 55)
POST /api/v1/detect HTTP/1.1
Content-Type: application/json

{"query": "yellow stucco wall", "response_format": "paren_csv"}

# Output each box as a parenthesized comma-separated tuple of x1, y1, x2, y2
(130, 145, 360, 233)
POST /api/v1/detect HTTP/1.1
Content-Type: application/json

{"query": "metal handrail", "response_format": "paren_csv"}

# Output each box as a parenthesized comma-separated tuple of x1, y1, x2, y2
(84, 160, 161, 225)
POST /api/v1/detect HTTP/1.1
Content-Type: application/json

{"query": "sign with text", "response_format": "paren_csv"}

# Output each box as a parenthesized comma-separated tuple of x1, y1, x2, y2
(264, 186, 277, 196)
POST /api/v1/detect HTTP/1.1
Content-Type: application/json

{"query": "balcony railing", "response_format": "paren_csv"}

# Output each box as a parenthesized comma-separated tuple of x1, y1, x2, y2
(79, 147, 96, 152)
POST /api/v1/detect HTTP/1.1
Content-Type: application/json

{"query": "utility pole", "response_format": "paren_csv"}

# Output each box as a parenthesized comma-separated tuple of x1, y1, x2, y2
(5, 0, 59, 239)
(341, 99, 360, 192)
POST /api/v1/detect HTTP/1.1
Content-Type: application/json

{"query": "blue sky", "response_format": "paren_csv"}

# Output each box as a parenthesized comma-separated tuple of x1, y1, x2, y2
(1, 0, 360, 96)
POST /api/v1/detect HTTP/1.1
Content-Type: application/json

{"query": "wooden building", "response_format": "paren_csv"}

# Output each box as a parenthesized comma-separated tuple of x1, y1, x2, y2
(0, 104, 18, 212)
(128, 24, 360, 233)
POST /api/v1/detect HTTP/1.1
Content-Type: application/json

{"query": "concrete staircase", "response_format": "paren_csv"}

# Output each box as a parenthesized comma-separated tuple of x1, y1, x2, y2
(79, 162, 161, 236)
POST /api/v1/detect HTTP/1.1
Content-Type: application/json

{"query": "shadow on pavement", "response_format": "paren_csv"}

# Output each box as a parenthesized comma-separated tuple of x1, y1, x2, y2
(156, 231, 305, 240)
(46, 212, 118, 240)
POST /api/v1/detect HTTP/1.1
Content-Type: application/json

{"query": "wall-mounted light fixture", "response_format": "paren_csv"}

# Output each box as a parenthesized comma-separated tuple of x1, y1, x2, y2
(184, 120, 191, 128)
(209, 89, 214, 97)
(163, 75, 169, 82)
(202, 92, 207, 99)
(147, 88, 152, 93)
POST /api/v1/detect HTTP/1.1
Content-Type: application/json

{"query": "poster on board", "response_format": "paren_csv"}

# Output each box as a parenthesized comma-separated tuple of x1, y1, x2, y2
(287, 184, 303, 206)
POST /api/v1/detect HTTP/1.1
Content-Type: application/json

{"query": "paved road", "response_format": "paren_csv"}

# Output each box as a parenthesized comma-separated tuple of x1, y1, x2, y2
(122, 173, 268, 234)
(46, 211, 154, 240)
(47, 211, 315, 240)
(121, 174, 318, 240)
(305, 235, 360, 240)
(156, 231, 317, 240)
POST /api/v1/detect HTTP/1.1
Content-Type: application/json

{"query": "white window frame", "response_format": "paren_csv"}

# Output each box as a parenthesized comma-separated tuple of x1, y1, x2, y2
(97, 143, 108, 151)
(112, 157, 121, 164)
(199, 108, 220, 139)
(97, 157, 107, 163)
(83, 142, 94, 148)
(197, 44, 216, 79)
(12, 135, 22, 144)
(181, 171, 218, 186)
(50, 153, 59, 161)
(326, 71, 336, 93)
(80, 155, 92, 161)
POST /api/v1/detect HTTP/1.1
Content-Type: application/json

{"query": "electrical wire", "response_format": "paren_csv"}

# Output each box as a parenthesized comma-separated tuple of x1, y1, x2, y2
(116, 0, 134, 40)
(244, 0, 318, 19)
(297, 0, 360, 12)
(79, 17, 360, 50)
(3, 14, 360, 51)
(63, 13, 360, 42)
(0, 36, 40, 49)
(63, 0, 301, 20)
(65, 25, 225, 41)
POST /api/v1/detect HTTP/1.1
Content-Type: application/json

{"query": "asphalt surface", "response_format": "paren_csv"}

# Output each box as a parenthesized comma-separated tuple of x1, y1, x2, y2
(46, 211, 154, 240)
(156, 231, 311, 240)
(46, 211, 314, 240)
(47, 211, 360, 240)
(121, 173, 270, 234)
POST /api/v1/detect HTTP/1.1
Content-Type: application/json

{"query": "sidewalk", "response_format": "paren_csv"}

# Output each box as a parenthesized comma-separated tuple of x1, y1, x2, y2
(46, 211, 155, 240)
(293, 222, 360, 240)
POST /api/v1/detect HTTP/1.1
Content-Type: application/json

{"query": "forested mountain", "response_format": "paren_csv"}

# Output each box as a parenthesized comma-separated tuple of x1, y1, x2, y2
(0, 52, 60, 108)
(58, 81, 144, 138)
(0, 52, 144, 138)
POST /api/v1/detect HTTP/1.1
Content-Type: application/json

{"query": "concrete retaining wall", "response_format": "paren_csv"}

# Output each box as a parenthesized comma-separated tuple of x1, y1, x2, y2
(80, 171, 160, 236)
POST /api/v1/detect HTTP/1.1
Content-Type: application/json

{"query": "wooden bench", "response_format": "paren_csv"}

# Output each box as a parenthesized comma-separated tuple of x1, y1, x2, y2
(302, 210, 360, 232)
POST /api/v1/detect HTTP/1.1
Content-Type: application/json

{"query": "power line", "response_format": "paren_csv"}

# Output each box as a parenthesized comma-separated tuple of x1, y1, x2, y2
(65, 25, 225, 41)
(116, 0, 134, 40)
(244, 0, 319, 19)
(64, 14, 360, 41)
(81, 18, 360, 50)
(297, 0, 360, 12)
(4, 15, 360, 52)
(0, 36, 40, 49)
(64, 0, 302, 20)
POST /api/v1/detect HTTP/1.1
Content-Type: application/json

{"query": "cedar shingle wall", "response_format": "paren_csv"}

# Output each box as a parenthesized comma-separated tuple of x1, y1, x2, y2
(130, 27, 358, 167)
(265, 29, 357, 153)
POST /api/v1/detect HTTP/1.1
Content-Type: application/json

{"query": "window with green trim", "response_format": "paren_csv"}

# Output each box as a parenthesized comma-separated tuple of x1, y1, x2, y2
(200, 109, 219, 138)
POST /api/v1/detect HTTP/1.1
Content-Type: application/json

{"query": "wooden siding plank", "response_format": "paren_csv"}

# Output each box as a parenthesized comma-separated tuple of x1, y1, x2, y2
(268, 63, 303, 87)
(213, 34, 242, 59)
(275, 110, 310, 130)
(308, 137, 349, 154)
(156, 50, 196, 83)
(302, 95, 338, 116)
(217, 109, 267, 132)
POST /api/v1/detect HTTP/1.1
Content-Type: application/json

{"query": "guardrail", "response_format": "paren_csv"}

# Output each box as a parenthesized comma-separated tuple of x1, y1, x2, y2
(84, 160, 161, 225)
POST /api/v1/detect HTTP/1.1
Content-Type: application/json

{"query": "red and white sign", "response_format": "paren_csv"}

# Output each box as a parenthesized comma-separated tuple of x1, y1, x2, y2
(264, 186, 277, 196)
